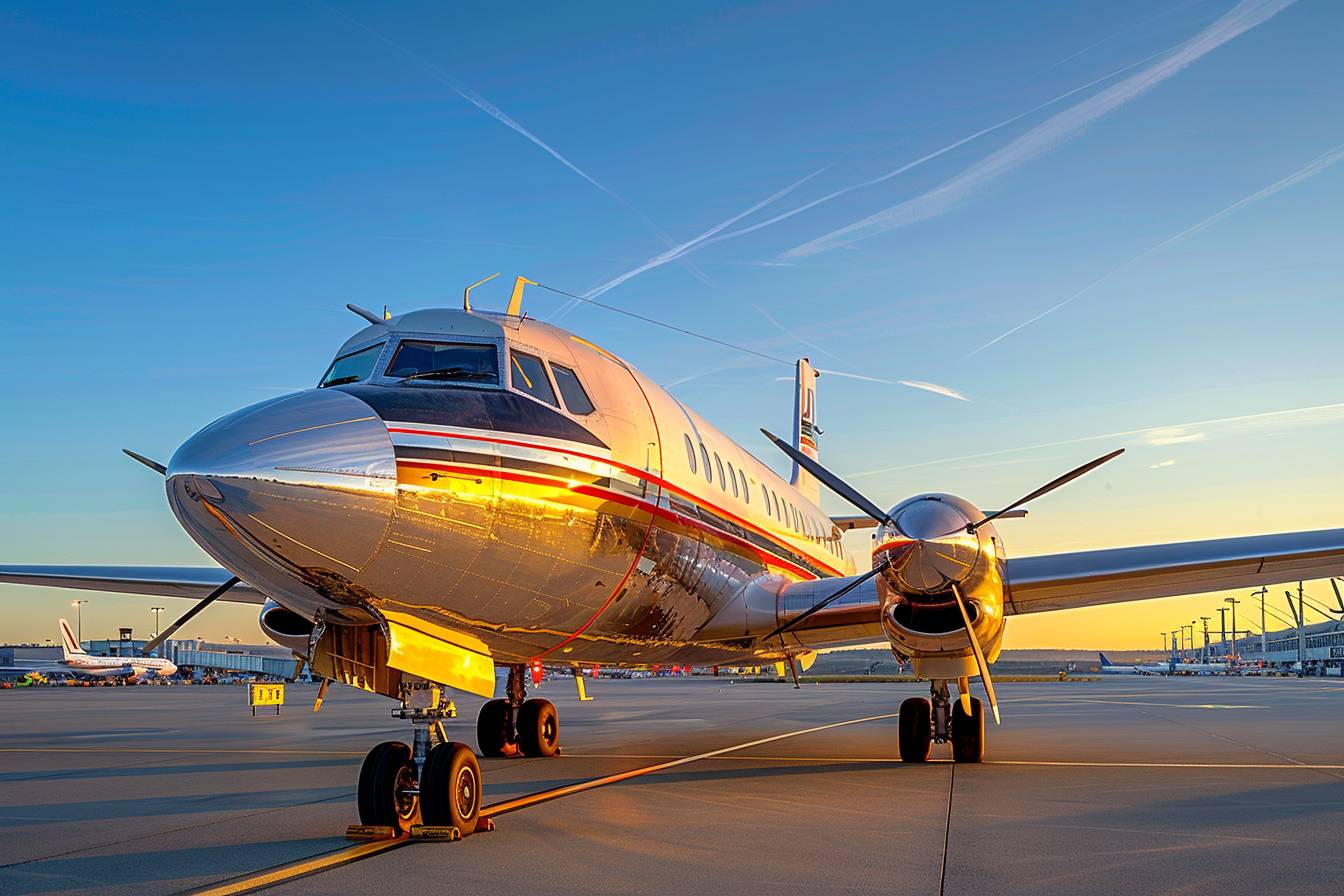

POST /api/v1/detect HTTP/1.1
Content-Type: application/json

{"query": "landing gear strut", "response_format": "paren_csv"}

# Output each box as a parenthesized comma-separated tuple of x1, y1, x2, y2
(356, 680, 483, 834)
(897, 679, 983, 763)
(477, 664, 561, 758)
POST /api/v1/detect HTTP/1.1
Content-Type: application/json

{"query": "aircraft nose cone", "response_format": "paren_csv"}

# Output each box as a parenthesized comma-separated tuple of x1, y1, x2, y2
(166, 389, 396, 595)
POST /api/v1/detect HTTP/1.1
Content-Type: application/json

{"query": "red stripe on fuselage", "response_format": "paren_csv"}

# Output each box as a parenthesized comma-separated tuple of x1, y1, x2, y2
(395, 458, 834, 582)
(388, 426, 845, 577)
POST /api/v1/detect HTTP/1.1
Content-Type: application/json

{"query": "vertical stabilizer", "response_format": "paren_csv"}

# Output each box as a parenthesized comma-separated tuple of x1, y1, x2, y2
(1098, 652, 1113, 668)
(789, 359, 820, 505)
(58, 618, 85, 659)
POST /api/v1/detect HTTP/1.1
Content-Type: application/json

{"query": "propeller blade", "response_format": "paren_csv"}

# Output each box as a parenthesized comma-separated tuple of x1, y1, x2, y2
(972, 448, 1124, 531)
(760, 429, 892, 525)
(140, 576, 239, 656)
(951, 584, 999, 724)
(122, 449, 167, 476)
(763, 562, 890, 641)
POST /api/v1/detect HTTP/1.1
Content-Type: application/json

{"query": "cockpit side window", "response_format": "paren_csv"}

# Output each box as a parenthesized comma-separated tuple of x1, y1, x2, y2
(319, 342, 385, 388)
(551, 363, 596, 415)
(510, 351, 558, 407)
(386, 340, 499, 384)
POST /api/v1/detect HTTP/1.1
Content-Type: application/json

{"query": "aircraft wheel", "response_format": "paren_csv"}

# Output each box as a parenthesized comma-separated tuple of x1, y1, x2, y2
(517, 698, 560, 757)
(477, 699, 513, 757)
(357, 740, 420, 832)
(898, 697, 932, 763)
(419, 742, 482, 832)
(951, 696, 984, 763)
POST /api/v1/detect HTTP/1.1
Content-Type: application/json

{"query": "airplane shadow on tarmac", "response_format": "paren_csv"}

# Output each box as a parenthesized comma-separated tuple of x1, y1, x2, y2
(0, 837, 346, 896)
(0, 757, 359, 784)
(0, 786, 353, 827)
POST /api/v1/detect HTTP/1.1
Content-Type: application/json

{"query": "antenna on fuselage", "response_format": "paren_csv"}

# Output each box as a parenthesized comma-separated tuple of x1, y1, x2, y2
(507, 276, 537, 316)
(346, 303, 386, 326)
(463, 272, 500, 312)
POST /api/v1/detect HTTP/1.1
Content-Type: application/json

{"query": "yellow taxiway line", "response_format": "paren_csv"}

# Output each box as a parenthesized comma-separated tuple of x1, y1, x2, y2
(188, 839, 405, 896)
(480, 711, 899, 818)
(183, 711, 899, 895)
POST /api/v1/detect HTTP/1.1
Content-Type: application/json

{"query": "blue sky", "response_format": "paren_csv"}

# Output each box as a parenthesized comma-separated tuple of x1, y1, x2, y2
(2, 0, 1341, 647)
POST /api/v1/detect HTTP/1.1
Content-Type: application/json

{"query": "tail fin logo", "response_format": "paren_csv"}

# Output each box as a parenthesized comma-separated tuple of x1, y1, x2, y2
(58, 618, 85, 656)
(1098, 652, 1113, 667)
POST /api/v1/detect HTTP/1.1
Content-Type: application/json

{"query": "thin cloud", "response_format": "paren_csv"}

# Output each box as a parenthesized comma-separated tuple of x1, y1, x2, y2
(1149, 459, 1178, 469)
(553, 166, 831, 316)
(785, 0, 1299, 258)
(845, 400, 1344, 479)
(966, 140, 1344, 357)
(575, 42, 1182, 289)
(815, 370, 971, 402)
(320, 2, 711, 285)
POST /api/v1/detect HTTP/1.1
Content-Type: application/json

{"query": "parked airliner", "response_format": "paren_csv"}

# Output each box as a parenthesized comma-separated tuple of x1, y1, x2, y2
(3, 619, 178, 681)
(4, 282, 1342, 835)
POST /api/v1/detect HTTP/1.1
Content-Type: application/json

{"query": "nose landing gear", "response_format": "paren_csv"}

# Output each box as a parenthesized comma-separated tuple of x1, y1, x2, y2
(356, 681, 483, 836)
(477, 664, 561, 758)
(897, 679, 984, 763)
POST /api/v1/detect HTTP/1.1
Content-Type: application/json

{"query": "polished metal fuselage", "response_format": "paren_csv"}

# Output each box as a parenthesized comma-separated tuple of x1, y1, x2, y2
(166, 308, 864, 671)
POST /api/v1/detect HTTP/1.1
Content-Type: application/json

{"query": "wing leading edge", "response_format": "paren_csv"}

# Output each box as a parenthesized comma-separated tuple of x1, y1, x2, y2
(1004, 528, 1344, 615)
(0, 565, 264, 604)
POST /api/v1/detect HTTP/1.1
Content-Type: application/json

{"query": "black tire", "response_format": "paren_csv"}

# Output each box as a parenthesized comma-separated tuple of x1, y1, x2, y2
(516, 698, 560, 757)
(419, 742, 482, 832)
(898, 697, 932, 763)
(477, 698, 512, 757)
(951, 696, 984, 763)
(357, 740, 420, 832)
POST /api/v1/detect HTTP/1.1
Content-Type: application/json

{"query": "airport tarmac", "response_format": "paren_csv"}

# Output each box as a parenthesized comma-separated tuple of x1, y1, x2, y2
(2, 676, 1343, 896)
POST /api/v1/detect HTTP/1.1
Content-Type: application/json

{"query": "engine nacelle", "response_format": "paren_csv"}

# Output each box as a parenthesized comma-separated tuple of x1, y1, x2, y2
(258, 599, 315, 654)
(872, 493, 1007, 679)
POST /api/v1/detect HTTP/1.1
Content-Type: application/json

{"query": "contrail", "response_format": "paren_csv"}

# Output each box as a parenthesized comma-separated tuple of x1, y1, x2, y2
(966, 141, 1344, 358)
(560, 42, 1181, 297)
(319, 2, 711, 284)
(785, 0, 1299, 258)
(752, 306, 969, 400)
(552, 165, 831, 316)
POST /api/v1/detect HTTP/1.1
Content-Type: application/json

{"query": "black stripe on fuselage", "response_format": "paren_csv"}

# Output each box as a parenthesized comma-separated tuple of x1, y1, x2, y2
(337, 383, 608, 449)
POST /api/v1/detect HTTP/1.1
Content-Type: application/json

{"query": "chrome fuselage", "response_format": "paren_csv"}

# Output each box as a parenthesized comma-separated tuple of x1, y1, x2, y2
(166, 308, 859, 670)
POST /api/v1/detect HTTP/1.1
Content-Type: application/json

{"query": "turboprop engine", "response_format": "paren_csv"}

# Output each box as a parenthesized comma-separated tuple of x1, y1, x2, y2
(872, 494, 1006, 681)
(760, 426, 1124, 723)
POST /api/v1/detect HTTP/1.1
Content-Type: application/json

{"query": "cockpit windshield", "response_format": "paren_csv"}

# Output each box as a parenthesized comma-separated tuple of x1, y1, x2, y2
(319, 342, 385, 388)
(387, 340, 500, 384)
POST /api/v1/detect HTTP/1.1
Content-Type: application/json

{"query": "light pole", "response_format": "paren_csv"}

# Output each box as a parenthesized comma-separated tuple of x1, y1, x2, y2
(1225, 596, 1240, 661)
(71, 600, 88, 643)
(151, 607, 164, 638)
(1200, 617, 1211, 661)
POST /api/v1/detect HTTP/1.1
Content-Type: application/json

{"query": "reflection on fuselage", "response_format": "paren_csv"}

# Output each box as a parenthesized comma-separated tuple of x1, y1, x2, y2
(166, 308, 860, 669)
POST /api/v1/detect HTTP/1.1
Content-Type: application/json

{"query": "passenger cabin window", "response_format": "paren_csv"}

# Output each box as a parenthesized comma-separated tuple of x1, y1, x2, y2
(319, 342, 385, 387)
(714, 454, 726, 491)
(740, 471, 750, 504)
(700, 443, 713, 483)
(726, 461, 739, 498)
(510, 352, 558, 407)
(551, 363, 595, 415)
(684, 434, 698, 474)
(386, 340, 499, 384)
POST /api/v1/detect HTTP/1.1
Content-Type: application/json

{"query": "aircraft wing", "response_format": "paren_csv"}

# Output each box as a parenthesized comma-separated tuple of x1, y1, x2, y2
(0, 565, 264, 604)
(777, 527, 1344, 640)
(1004, 528, 1344, 615)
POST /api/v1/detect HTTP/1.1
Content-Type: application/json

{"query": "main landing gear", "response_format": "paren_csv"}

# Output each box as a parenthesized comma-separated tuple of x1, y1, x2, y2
(898, 679, 984, 764)
(357, 681, 483, 835)
(477, 664, 561, 759)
